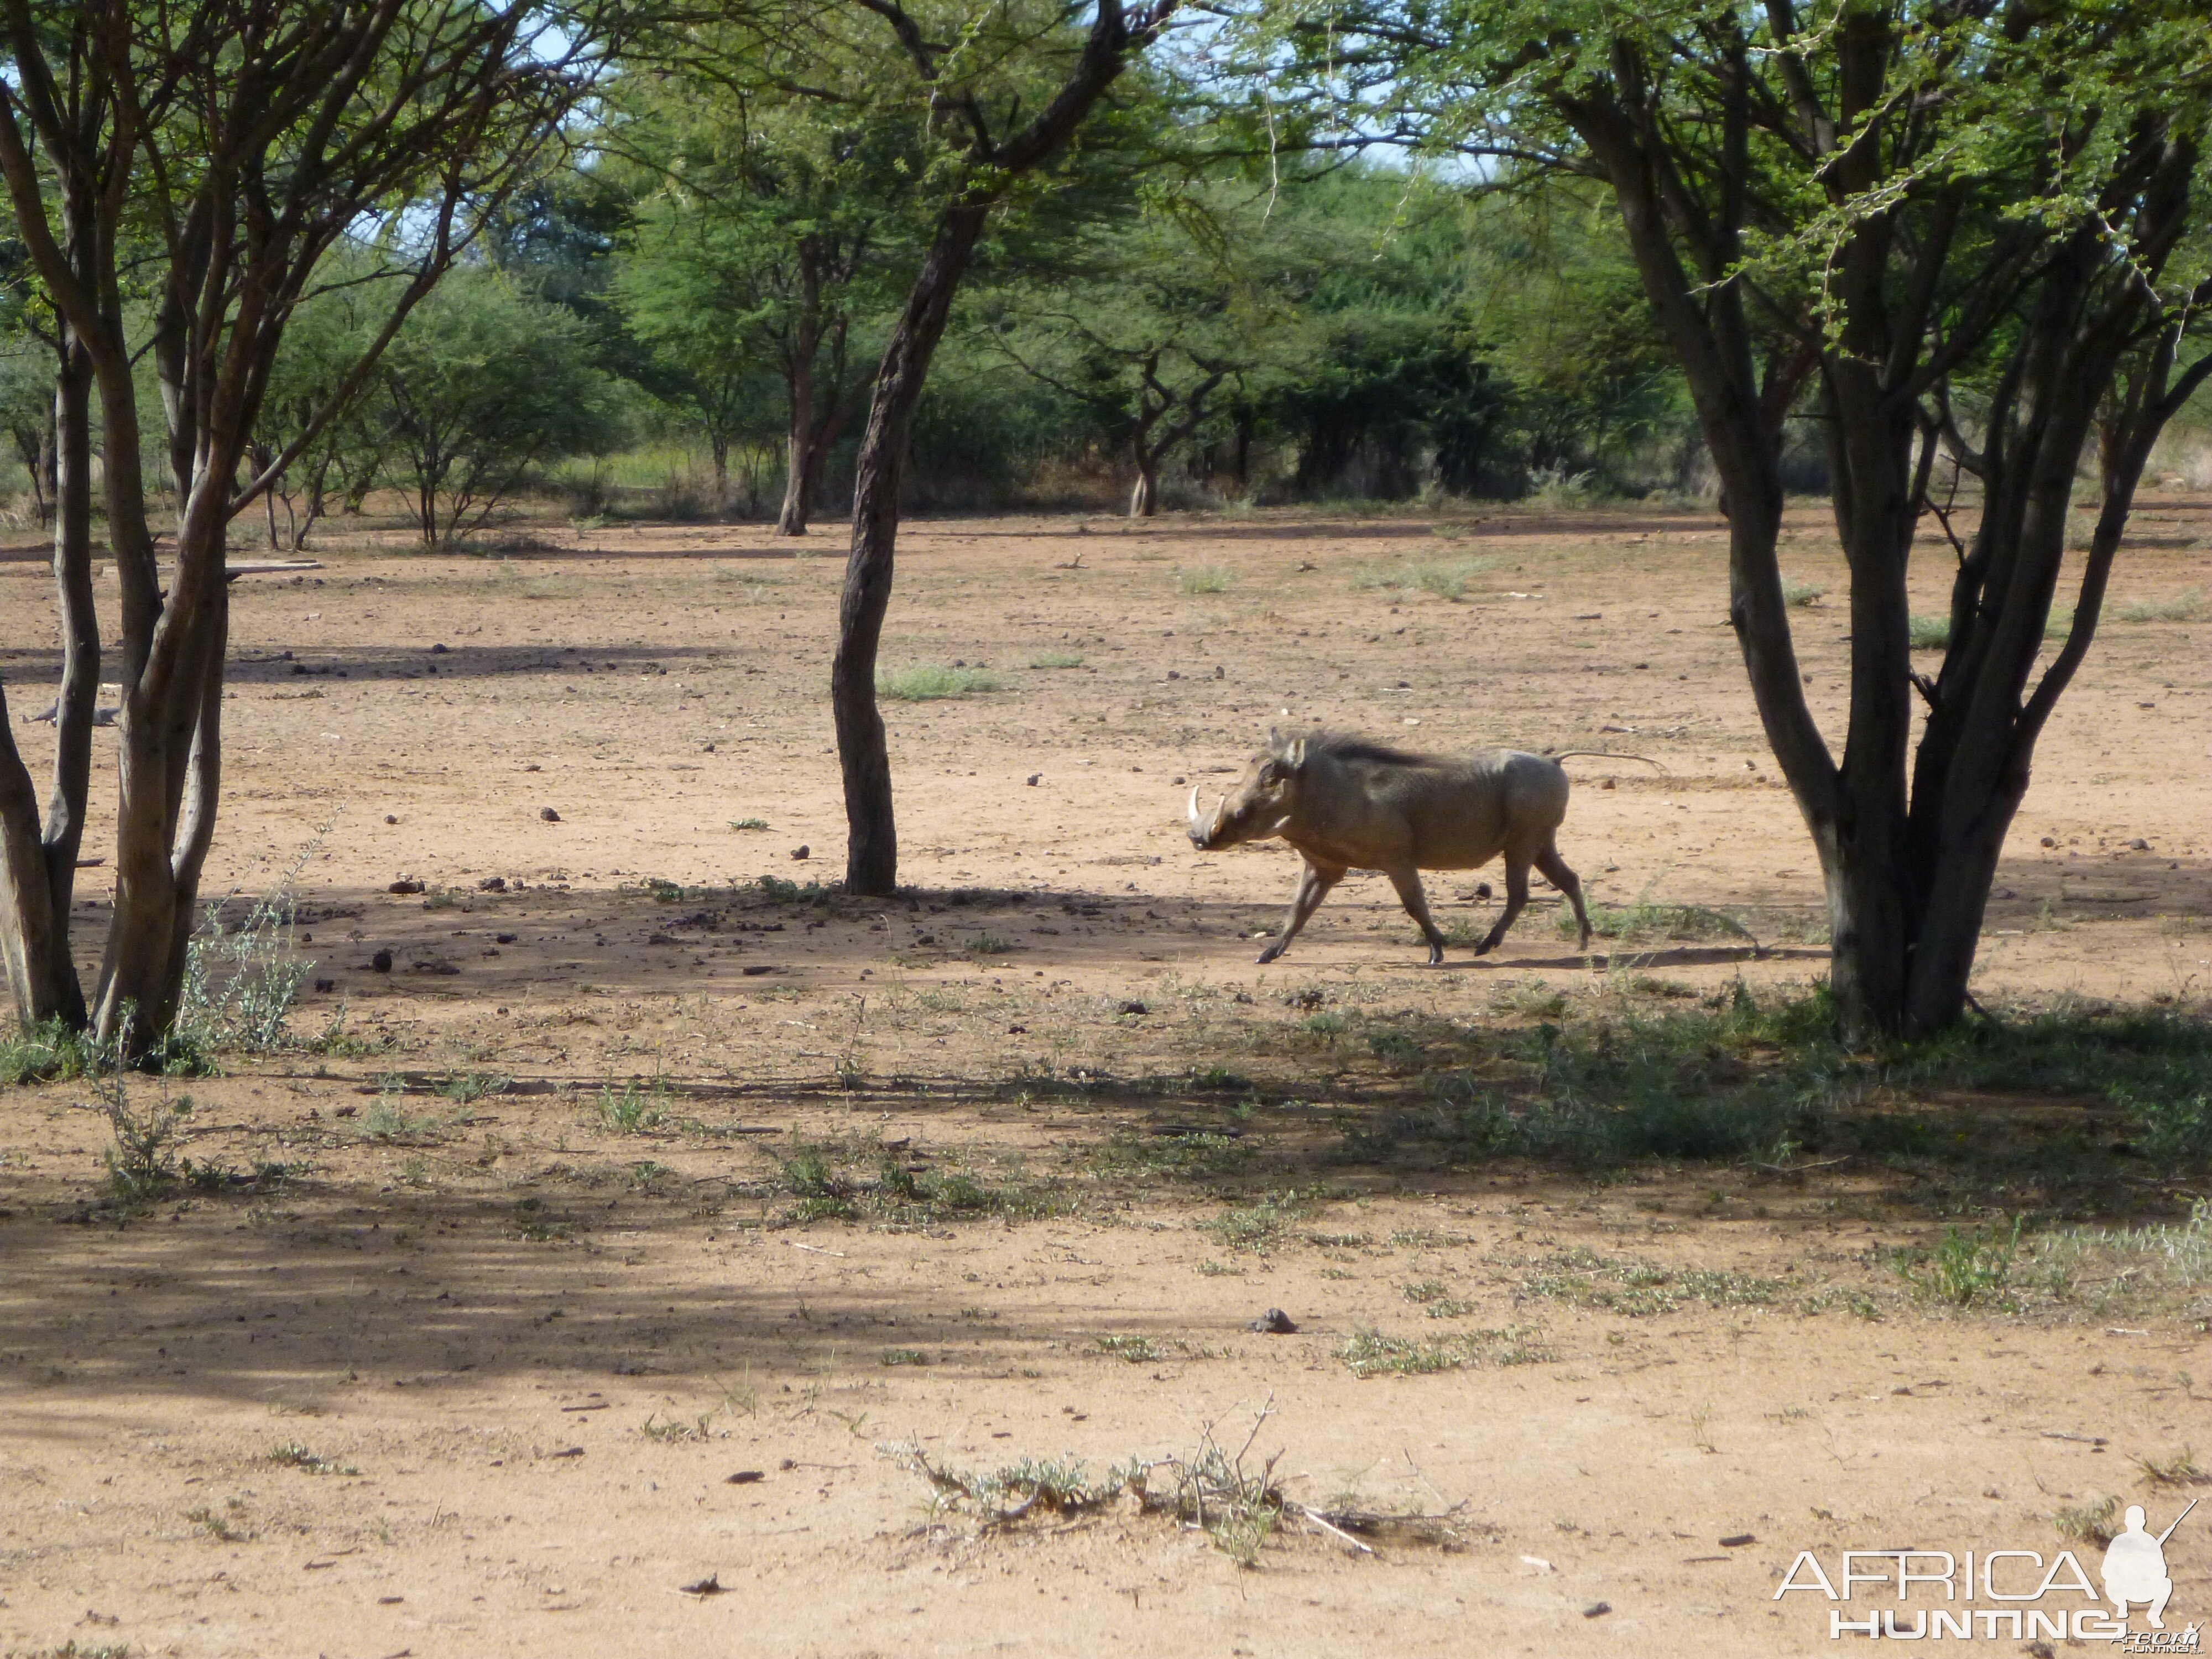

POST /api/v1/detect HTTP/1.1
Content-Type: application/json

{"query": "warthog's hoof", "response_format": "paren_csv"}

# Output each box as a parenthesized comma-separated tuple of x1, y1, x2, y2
(1425, 947, 1444, 966)
(1254, 945, 1284, 964)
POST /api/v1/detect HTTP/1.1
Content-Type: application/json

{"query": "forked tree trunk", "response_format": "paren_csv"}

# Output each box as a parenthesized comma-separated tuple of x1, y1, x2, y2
(1568, 66, 2207, 1042)
(833, 203, 990, 894)
(0, 325, 97, 1027)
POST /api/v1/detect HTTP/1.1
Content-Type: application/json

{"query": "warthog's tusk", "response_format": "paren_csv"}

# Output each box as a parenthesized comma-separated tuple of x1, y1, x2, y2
(1213, 792, 1228, 833)
(1187, 785, 1202, 826)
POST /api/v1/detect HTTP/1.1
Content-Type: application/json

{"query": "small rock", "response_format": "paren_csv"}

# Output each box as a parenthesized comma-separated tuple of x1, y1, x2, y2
(539, 807, 561, 822)
(790, 845, 809, 860)
(677, 1575, 726, 1597)
(384, 813, 398, 825)
(1248, 1308, 1298, 1334)
(314, 978, 335, 994)
(703, 742, 716, 753)
(430, 642, 448, 654)
(1167, 670, 1181, 680)
(1474, 881, 1493, 900)
(1118, 1000, 1148, 1016)
(388, 879, 424, 895)
(2041, 835, 2057, 847)
(1026, 774, 1041, 786)
(725, 1470, 764, 1485)
(1601, 777, 1615, 790)
(2127, 837, 2149, 851)
(495, 933, 517, 944)
(1172, 775, 1185, 785)
(1719, 1533, 1756, 1547)
(1583, 1602, 1611, 1619)
(1213, 665, 1224, 679)
(742, 964, 780, 977)
(370, 949, 393, 973)
(479, 876, 506, 892)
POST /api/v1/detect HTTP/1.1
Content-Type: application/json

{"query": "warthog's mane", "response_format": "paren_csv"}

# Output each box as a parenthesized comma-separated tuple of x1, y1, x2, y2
(1267, 728, 1433, 768)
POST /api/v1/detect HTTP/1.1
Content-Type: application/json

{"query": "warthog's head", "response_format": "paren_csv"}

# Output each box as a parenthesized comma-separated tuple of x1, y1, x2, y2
(1188, 732, 1308, 851)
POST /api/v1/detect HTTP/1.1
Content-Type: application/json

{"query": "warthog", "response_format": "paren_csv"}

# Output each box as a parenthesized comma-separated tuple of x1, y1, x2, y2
(1187, 729, 1597, 964)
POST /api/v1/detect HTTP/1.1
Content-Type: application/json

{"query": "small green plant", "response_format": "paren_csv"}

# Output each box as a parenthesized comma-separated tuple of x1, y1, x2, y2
(877, 662, 1001, 700)
(354, 1097, 453, 1144)
(269, 1443, 357, 1476)
(1341, 1325, 1551, 1376)
(1340, 1329, 1467, 1378)
(964, 932, 1014, 955)
(436, 1068, 508, 1105)
(1177, 563, 1232, 594)
(2133, 1446, 2206, 1486)
(881, 1348, 927, 1367)
(640, 1411, 717, 1442)
(2054, 1494, 2120, 1546)
(728, 817, 769, 831)
(0, 1018, 105, 1085)
(1781, 577, 1824, 606)
(177, 876, 315, 1055)
(1095, 1334, 1161, 1364)
(1028, 649, 1085, 669)
(1401, 1280, 1475, 1318)
(1909, 614, 1951, 649)
(95, 1072, 193, 1202)
(185, 1502, 251, 1542)
(598, 1078, 670, 1134)
(1897, 1216, 2023, 1308)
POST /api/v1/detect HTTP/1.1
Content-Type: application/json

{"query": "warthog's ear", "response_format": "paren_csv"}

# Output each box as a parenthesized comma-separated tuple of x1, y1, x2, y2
(1285, 737, 1308, 770)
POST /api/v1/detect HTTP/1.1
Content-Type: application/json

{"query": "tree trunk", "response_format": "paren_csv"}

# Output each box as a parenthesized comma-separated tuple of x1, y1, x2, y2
(711, 436, 730, 518)
(778, 244, 824, 536)
(833, 202, 990, 895)
(1128, 462, 1156, 518)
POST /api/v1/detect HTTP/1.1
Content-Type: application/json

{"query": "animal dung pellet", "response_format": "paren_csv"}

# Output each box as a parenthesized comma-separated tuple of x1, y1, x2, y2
(387, 879, 424, 894)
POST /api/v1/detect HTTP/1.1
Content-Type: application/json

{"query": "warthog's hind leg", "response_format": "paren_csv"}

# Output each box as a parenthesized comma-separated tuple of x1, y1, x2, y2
(1384, 865, 1450, 964)
(1256, 858, 1344, 963)
(1474, 857, 1531, 955)
(1536, 845, 1592, 950)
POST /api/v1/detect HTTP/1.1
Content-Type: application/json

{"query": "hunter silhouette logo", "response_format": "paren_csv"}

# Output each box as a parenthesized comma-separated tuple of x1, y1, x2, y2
(2105, 1500, 2197, 1630)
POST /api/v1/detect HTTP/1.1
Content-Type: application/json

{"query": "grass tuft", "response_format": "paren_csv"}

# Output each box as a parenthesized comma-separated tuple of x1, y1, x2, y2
(1177, 564, 1232, 594)
(876, 662, 1001, 700)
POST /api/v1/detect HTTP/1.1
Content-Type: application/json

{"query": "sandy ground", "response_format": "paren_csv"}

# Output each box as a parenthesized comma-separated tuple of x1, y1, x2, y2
(0, 499, 2208, 1658)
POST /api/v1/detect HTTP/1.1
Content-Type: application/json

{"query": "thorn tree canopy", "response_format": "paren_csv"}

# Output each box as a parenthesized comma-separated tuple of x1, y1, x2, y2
(1265, 0, 2212, 1037)
(0, 0, 624, 1053)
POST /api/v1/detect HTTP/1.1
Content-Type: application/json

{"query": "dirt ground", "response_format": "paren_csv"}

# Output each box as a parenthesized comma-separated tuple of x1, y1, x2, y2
(1, 499, 2208, 1658)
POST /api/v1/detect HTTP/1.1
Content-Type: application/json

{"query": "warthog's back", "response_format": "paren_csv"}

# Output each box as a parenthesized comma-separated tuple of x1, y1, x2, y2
(1285, 744, 1570, 872)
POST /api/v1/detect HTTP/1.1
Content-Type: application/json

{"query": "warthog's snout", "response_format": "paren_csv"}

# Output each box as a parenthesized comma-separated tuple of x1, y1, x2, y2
(1186, 785, 1225, 848)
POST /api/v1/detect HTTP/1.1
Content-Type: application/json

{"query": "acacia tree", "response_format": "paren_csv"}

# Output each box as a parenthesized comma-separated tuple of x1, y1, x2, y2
(1279, 0, 2212, 1037)
(0, 0, 617, 1051)
(979, 195, 1284, 516)
(613, 88, 920, 529)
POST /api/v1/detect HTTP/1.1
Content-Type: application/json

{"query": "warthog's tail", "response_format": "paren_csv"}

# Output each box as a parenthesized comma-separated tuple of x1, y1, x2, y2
(1550, 750, 1668, 773)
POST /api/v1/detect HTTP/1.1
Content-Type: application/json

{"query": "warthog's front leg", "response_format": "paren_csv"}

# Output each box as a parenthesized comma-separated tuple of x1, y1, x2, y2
(1384, 865, 1450, 964)
(1256, 858, 1344, 963)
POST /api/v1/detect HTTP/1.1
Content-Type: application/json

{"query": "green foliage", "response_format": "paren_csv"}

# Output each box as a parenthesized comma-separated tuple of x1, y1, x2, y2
(0, 1019, 106, 1086)
(371, 267, 624, 544)
(1896, 1217, 2025, 1307)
